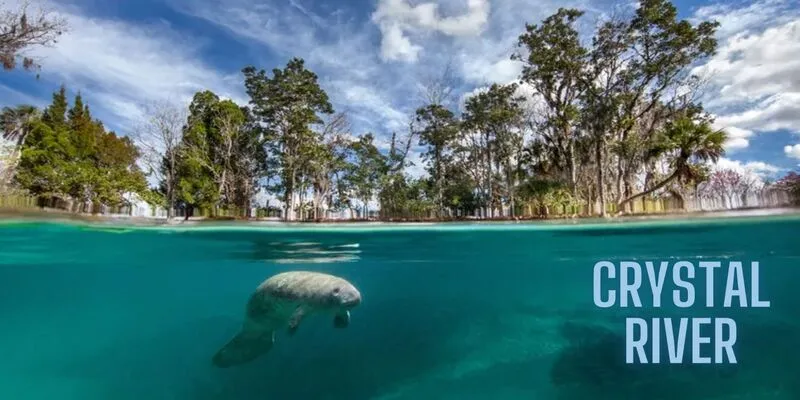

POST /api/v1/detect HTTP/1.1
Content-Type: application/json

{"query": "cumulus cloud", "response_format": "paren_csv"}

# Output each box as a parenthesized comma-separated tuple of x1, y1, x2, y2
(711, 120, 754, 151)
(785, 144, 800, 160)
(692, 0, 800, 149)
(712, 157, 782, 179)
(371, 0, 490, 63)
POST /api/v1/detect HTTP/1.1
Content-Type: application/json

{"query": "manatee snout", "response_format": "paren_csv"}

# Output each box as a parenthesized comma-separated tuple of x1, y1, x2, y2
(336, 283, 362, 308)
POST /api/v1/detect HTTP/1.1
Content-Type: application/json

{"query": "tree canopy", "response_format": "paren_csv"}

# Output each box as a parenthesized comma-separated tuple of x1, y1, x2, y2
(7, 0, 797, 220)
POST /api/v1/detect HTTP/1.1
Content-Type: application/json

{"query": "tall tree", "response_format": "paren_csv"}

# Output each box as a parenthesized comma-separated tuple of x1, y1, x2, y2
(175, 91, 238, 216)
(580, 17, 629, 216)
(14, 86, 147, 211)
(14, 86, 71, 198)
(135, 100, 187, 219)
(243, 58, 333, 220)
(230, 107, 267, 217)
(513, 8, 588, 198)
(461, 83, 525, 217)
(415, 104, 459, 217)
(306, 112, 351, 220)
(347, 133, 386, 218)
(609, 0, 719, 210)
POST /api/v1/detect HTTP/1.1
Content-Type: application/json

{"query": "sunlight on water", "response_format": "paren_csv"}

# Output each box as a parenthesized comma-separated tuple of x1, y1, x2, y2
(0, 212, 799, 399)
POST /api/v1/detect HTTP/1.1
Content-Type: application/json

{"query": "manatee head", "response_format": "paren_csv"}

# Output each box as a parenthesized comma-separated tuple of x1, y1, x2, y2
(325, 279, 362, 310)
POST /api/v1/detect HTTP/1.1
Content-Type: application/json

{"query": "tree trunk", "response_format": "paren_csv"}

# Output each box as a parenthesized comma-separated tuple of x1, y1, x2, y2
(486, 133, 494, 218)
(618, 168, 681, 210)
(285, 171, 296, 221)
(596, 138, 606, 217)
(624, 176, 634, 213)
(218, 169, 227, 204)
(507, 161, 515, 218)
(568, 138, 577, 199)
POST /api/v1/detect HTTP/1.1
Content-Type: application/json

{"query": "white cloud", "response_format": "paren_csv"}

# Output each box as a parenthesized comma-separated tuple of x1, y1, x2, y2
(692, 0, 800, 149)
(692, 0, 798, 41)
(379, 23, 423, 62)
(711, 120, 754, 151)
(371, 0, 490, 63)
(24, 1, 243, 134)
(460, 57, 522, 86)
(169, 0, 418, 139)
(785, 144, 800, 160)
(404, 150, 427, 179)
(712, 157, 782, 178)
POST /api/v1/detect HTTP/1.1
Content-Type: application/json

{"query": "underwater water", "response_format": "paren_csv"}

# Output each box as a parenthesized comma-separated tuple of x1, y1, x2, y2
(1, 214, 799, 400)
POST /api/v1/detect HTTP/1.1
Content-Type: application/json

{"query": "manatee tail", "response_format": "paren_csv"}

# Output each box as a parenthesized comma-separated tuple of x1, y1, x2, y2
(212, 329, 275, 368)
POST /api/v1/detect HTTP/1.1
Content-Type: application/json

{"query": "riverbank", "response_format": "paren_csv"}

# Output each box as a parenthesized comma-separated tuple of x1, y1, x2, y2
(2, 205, 799, 228)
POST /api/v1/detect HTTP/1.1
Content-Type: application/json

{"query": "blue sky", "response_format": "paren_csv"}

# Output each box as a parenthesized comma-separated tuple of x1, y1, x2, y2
(1, 0, 799, 182)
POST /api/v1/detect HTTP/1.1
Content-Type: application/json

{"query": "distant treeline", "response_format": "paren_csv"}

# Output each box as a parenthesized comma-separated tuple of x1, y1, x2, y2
(1, 0, 799, 220)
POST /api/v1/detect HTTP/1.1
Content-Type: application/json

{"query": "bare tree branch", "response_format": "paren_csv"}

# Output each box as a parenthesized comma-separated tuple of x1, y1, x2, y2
(132, 100, 187, 218)
(0, 0, 68, 73)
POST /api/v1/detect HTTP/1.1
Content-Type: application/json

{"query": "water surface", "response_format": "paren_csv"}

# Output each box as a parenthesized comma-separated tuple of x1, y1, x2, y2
(1, 213, 799, 399)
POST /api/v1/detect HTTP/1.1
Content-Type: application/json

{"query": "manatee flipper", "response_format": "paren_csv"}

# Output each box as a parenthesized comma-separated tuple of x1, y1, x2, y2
(287, 306, 308, 336)
(212, 329, 275, 368)
(333, 310, 350, 328)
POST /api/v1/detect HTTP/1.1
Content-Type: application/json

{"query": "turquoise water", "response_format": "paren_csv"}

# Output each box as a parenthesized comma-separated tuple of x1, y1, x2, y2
(1, 214, 799, 399)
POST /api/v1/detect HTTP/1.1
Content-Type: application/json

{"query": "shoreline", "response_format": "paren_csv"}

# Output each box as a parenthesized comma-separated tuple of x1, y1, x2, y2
(1, 206, 799, 230)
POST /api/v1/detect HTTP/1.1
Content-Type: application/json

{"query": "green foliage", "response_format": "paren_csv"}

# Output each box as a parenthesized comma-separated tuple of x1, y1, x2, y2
(461, 83, 526, 212)
(415, 103, 459, 215)
(174, 91, 222, 210)
(518, 178, 578, 216)
(139, 188, 166, 208)
(346, 133, 387, 209)
(655, 116, 726, 178)
(514, 8, 586, 133)
(13, 86, 147, 208)
(243, 58, 333, 217)
(2, 0, 733, 220)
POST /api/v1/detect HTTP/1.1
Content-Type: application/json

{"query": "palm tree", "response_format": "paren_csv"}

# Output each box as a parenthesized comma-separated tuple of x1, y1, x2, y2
(1, 104, 40, 188)
(617, 116, 726, 210)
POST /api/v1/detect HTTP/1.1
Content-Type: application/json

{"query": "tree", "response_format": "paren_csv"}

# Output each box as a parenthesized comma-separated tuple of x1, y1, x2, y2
(377, 123, 418, 219)
(188, 92, 247, 205)
(608, 0, 719, 210)
(134, 100, 186, 219)
(461, 83, 525, 217)
(773, 171, 800, 205)
(704, 169, 742, 208)
(513, 8, 587, 197)
(347, 133, 386, 218)
(1, 0, 67, 73)
(14, 86, 147, 211)
(0, 104, 39, 189)
(416, 60, 457, 107)
(174, 91, 223, 216)
(580, 17, 629, 216)
(415, 104, 459, 217)
(243, 58, 333, 220)
(230, 107, 268, 217)
(13, 86, 71, 198)
(617, 116, 726, 209)
(306, 112, 351, 220)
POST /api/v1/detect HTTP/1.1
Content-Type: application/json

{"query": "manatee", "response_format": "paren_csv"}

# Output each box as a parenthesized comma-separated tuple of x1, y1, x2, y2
(212, 271, 362, 368)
